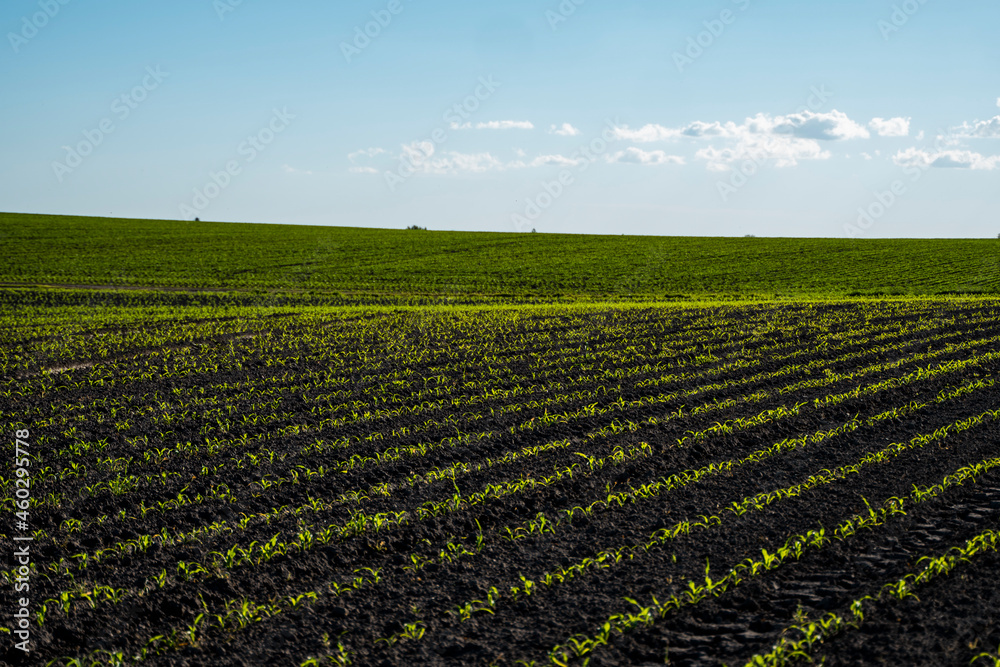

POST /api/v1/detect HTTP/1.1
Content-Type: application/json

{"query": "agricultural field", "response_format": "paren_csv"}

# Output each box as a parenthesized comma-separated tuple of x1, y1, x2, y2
(2, 212, 999, 298)
(3, 291, 1000, 666)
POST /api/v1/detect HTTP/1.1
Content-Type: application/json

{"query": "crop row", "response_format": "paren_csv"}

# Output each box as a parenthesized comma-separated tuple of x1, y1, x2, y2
(543, 447, 1000, 665)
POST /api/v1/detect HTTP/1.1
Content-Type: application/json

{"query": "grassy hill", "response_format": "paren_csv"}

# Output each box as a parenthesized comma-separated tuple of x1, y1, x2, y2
(1, 212, 997, 299)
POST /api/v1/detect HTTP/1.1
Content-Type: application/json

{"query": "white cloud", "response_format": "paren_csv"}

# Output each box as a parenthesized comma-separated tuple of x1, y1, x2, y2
(352, 139, 590, 175)
(548, 123, 581, 136)
(431, 150, 592, 173)
(400, 140, 435, 164)
(481, 120, 535, 130)
(950, 115, 1000, 138)
(860, 152, 874, 160)
(281, 164, 313, 175)
(347, 147, 386, 162)
(375, 141, 590, 175)
(696, 134, 831, 170)
(892, 147, 1000, 170)
(614, 119, 748, 141)
(391, 141, 505, 174)
(611, 110, 868, 170)
(605, 147, 685, 166)
(525, 154, 588, 167)
(451, 120, 535, 130)
(442, 152, 506, 172)
(614, 110, 870, 145)
(766, 110, 870, 141)
(611, 123, 682, 142)
(504, 154, 588, 169)
(915, 130, 925, 141)
(678, 120, 743, 138)
(869, 117, 911, 137)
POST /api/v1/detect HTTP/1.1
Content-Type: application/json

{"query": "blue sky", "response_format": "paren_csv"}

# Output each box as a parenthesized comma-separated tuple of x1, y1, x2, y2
(1, 1, 998, 238)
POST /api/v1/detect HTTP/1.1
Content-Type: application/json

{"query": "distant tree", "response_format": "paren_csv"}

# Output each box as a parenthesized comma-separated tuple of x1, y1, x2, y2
(195, 217, 200, 222)
(406, 225, 427, 230)
(531, 228, 537, 233)
(744, 234, 756, 238)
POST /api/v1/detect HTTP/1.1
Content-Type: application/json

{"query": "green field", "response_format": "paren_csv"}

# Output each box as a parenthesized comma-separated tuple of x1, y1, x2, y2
(1, 212, 998, 300)
(5, 211, 1000, 666)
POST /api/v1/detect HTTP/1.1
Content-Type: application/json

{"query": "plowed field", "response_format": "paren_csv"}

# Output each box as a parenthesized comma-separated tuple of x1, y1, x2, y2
(3, 299, 1000, 666)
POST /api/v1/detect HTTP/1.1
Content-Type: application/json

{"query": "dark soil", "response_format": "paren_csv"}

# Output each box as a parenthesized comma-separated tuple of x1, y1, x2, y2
(3, 301, 1000, 667)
